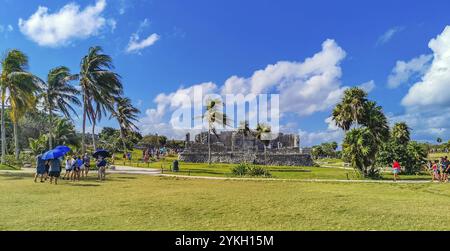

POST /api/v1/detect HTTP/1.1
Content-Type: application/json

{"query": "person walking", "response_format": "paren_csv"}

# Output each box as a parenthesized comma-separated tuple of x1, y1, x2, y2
(63, 156, 73, 180)
(34, 154, 46, 183)
(48, 158, 62, 185)
(392, 160, 401, 182)
(432, 160, 440, 182)
(97, 157, 107, 181)
(83, 153, 91, 177)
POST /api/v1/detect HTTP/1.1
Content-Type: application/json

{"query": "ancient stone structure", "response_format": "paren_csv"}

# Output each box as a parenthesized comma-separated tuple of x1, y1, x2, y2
(179, 131, 313, 166)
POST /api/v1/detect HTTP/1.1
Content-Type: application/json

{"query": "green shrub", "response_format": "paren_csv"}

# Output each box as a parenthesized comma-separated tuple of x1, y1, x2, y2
(248, 166, 272, 177)
(231, 163, 272, 177)
(231, 163, 249, 176)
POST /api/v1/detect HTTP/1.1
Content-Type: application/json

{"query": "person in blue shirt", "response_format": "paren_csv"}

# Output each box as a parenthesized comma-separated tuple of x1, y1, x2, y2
(34, 154, 46, 183)
(48, 158, 62, 185)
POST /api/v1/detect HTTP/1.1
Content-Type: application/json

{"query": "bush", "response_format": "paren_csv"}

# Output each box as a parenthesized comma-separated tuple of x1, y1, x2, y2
(231, 163, 248, 176)
(231, 163, 272, 177)
(248, 166, 272, 177)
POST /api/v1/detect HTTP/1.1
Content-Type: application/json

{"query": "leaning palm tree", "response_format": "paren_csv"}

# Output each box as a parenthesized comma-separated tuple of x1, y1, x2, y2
(78, 46, 123, 154)
(41, 66, 80, 149)
(255, 123, 272, 165)
(110, 97, 140, 152)
(392, 122, 410, 145)
(202, 99, 229, 165)
(0, 49, 41, 161)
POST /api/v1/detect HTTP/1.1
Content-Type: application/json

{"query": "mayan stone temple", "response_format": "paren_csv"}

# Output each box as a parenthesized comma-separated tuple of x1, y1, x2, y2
(179, 131, 314, 166)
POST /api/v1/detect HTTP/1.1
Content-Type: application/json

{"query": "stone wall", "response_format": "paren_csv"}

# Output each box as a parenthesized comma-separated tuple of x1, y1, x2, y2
(178, 151, 314, 166)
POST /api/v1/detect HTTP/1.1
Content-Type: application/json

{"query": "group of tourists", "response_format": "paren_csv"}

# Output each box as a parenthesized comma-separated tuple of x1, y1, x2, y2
(429, 156, 450, 182)
(143, 147, 168, 162)
(34, 153, 108, 185)
(392, 157, 450, 182)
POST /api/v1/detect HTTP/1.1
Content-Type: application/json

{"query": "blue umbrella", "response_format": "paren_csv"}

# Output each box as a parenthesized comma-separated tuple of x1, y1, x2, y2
(54, 145, 71, 154)
(42, 148, 67, 160)
(93, 149, 110, 159)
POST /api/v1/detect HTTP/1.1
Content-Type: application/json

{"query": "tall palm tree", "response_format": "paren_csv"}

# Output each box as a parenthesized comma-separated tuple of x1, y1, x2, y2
(78, 46, 123, 154)
(202, 99, 229, 165)
(362, 101, 390, 144)
(111, 97, 140, 152)
(0, 49, 41, 161)
(392, 122, 410, 145)
(41, 66, 80, 149)
(255, 123, 272, 164)
(237, 120, 252, 152)
(332, 87, 368, 130)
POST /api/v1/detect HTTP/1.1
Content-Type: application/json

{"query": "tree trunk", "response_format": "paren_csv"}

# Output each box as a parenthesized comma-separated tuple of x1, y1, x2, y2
(1, 90, 5, 165)
(48, 108, 53, 149)
(13, 122, 19, 160)
(264, 145, 267, 165)
(82, 106, 86, 155)
(120, 128, 127, 152)
(91, 119, 96, 151)
(208, 126, 211, 165)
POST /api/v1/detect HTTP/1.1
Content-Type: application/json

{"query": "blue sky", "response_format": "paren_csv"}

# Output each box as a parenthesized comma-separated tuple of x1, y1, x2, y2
(1, 0, 450, 146)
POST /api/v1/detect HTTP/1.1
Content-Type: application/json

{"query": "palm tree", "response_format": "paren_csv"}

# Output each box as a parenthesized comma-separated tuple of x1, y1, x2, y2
(41, 66, 80, 149)
(78, 46, 123, 154)
(111, 97, 140, 152)
(392, 122, 410, 145)
(0, 49, 41, 161)
(202, 99, 229, 165)
(255, 123, 272, 164)
(53, 118, 80, 147)
(332, 87, 368, 130)
(342, 128, 377, 177)
(237, 120, 252, 152)
(362, 101, 390, 144)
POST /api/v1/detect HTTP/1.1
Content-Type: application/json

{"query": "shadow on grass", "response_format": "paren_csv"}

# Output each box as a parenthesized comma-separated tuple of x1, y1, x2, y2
(69, 183, 101, 187)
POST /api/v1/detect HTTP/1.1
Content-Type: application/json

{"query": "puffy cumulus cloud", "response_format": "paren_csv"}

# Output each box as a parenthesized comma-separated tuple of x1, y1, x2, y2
(138, 82, 218, 138)
(139, 40, 353, 142)
(388, 108, 450, 141)
(387, 54, 432, 89)
(402, 26, 450, 108)
(221, 39, 347, 116)
(298, 117, 344, 147)
(18, 0, 113, 47)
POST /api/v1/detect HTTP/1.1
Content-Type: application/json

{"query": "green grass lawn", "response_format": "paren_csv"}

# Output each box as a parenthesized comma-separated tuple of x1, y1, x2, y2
(0, 172, 449, 230)
(0, 164, 21, 170)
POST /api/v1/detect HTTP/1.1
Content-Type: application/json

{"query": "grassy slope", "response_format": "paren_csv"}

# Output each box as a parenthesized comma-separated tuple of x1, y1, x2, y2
(0, 172, 449, 230)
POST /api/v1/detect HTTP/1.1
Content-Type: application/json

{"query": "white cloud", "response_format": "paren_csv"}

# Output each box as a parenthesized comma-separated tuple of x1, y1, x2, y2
(221, 39, 347, 116)
(359, 80, 375, 93)
(126, 33, 160, 53)
(138, 39, 362, 144)
(402, 26, 450, 108)
(298, 117, 344, 147)
(125, 19, 160, 53)
(0, 24, 14, 33)
(377, 26, 404, 45)
(18, 0, 112, 47)
(387, 54, 432, 88)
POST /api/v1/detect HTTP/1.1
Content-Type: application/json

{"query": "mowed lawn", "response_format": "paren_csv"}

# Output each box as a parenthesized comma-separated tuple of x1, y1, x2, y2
(1, 172, 450, 230)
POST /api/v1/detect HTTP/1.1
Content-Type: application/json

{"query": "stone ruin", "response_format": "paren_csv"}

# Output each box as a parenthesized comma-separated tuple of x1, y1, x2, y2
(179, 131, 314, 166)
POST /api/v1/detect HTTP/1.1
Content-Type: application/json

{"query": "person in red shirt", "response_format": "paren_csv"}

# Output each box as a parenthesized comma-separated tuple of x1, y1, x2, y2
(392, 160, 401, 181)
